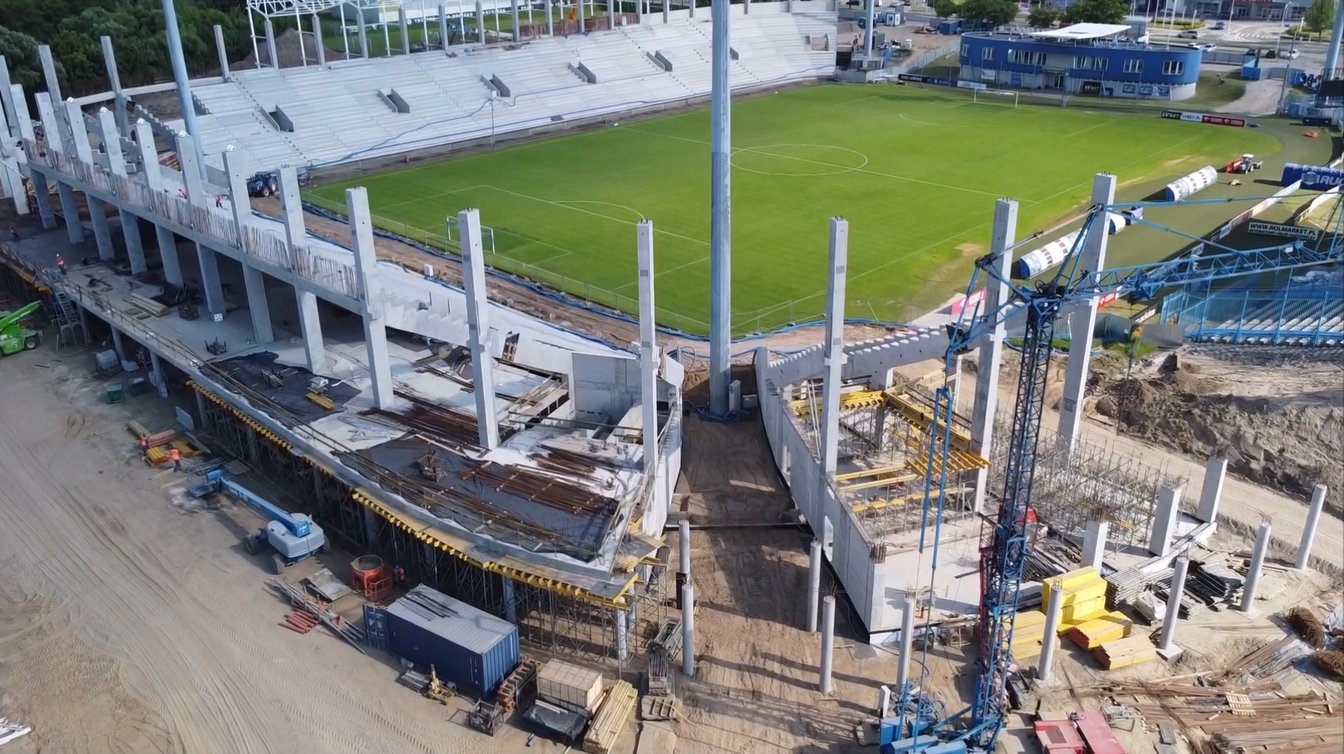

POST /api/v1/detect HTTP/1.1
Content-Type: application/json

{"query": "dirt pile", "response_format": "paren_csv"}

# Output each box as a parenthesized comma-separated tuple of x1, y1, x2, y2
(1094, 347, 1343, 516)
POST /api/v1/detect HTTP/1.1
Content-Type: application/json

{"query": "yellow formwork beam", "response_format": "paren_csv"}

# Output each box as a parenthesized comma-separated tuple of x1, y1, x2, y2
(839, 472, 919, 493)
(790, 389, 885, 417)
(188, 381, 292, 451)
(901, 436, 990, 474)
(851, 491, 924, 515)
(882, 389, 975, 453)
(835, 464, 908, 482)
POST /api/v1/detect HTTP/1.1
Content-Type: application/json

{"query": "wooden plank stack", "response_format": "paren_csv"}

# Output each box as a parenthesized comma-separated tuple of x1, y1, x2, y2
(1092, 635, 1158, 670)
(582, 680, 636, 754)
(1068, 611, 1133, 651)
(1043, 567, 1109, 635)
(125, 293, 168, 318)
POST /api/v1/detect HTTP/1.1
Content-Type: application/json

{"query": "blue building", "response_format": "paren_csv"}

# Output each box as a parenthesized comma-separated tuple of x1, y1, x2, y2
(958, 23, 1203, 101)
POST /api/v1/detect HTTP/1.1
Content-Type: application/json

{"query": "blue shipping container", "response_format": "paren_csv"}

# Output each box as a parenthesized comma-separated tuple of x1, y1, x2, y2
(385, 584, 520, 697)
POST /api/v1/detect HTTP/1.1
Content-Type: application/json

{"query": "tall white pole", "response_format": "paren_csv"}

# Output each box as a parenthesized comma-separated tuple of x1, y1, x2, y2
(1295, 484, 1328, 570)
(707, 0, 732, 415)
(806, 539, 821, 632)
(819, 595, 836, 693)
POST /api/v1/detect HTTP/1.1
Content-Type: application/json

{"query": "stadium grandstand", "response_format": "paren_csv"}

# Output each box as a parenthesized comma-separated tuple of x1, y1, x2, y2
(141, 2, 836, 171)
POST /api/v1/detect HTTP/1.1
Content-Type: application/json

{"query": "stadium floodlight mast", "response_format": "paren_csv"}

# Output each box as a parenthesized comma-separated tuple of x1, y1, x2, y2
(707, 0, 732, 417)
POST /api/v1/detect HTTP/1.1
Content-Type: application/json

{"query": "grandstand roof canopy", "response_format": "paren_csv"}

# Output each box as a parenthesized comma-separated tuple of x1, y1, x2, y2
(1031, 23, 1132, 42)
(246, 0, 414, 18)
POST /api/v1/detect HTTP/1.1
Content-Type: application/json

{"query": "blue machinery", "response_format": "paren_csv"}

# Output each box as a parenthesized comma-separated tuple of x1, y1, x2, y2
(886, 195, 1343, 753)
(191, 469, 327, 574)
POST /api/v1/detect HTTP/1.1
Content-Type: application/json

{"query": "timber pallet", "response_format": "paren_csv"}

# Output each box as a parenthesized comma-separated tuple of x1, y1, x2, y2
(497, 657, 539, 714)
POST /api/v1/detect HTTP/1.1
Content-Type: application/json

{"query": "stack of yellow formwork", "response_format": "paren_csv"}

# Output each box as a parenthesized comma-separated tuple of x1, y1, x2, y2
(1009, 609, 1060, 664)
(1042, 567, 1109, 635)
(1068, 611, 1133, 650)
(1093, 635, 1158, 670)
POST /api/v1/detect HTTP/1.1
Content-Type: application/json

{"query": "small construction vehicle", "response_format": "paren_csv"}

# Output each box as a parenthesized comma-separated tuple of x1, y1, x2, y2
(397, 665, 457, 704)
(190, 468, 326, 574)
(246, 171, 279, 197)
(0, 301, 42, 356)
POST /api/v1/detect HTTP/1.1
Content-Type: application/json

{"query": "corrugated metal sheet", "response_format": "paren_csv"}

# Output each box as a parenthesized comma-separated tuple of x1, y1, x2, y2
(385, 584, 520, 697)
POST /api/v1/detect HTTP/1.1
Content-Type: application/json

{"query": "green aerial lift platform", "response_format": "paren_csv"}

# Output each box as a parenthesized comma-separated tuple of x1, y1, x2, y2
(0, 301, 43, 356)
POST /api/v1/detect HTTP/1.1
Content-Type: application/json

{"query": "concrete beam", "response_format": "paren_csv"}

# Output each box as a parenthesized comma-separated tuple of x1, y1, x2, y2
(1057, 174, 1116, 455)
(133, 119, 163, 191)
(241, 264, 274, 344)
(99, 36, 129, 137)
(222, 148, 254, 244)
(971, 199, 1017, 515)
(0, 56, 18, 138)
(34, 93, 63, 154)
(637, 220, 658, 472)
(457, 208, 501, 449)
(10, 84, 34, 143)
(346, 187, 394, 410)
(62, 100, 93, 164)
(37, 45, 66, 139)
(276, 164, 306, 269)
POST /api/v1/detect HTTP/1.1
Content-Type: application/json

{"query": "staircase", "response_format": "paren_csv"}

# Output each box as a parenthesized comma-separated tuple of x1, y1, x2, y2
(39, 270, 86, 347)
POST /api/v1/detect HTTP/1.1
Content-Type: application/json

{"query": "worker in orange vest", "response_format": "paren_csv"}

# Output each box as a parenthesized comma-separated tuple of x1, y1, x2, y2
(55, 253, 66, 276)
(169, 447, 181, 472)
(139, 435, 150, 461)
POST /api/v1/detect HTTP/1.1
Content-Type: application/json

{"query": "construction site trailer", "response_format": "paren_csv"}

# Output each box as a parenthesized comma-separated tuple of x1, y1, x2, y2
(384, 584, 521, 697)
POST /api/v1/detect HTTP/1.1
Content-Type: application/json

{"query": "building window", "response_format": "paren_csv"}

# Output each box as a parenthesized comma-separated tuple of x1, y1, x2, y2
(1123, 59, 1142, 74)
(1008, 50, 1047, 66)
(1162, 60, 1184, 76)
(961, 43, 969, 58)
(983, 47, 994, 61)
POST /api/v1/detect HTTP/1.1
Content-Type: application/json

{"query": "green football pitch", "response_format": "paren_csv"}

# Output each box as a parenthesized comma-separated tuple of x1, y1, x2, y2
(307, 85, 1281, 334)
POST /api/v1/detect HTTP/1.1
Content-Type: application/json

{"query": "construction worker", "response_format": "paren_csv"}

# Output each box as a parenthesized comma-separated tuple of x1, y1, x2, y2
(169, 446, 181, 472)
(393, 564, 406, 584)
(55, 254, 66, 276)
(215, 194, 223, 208)
(139, 435, 150, 461)
(8, 224, 17, 242)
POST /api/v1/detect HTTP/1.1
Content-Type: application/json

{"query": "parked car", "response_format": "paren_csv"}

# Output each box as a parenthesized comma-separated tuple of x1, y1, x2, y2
(1177, 29, 1199, 39)
(1212, 20, 1226, 30)
(1200, 43, 1218, 52)
(1283, 48, 1300, 59)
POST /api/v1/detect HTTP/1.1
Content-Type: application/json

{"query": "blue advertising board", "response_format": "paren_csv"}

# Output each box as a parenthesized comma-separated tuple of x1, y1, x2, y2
(1281, 163, 1344, 189)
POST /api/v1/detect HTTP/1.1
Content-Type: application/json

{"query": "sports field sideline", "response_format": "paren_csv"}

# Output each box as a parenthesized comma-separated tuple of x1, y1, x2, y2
(308, 84, 1288, 334)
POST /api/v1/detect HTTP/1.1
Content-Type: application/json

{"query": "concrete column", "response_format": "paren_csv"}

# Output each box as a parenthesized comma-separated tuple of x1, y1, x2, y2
(879, 685, 892, 718)
(511, 0, 522, 41)
(150, 352, 169, 397)
(174, 132, 205, 205)
(706, 0, 731, 415)
(819, 594, 836, 694)
(637, 0, 644, 24)
(895, 600, 915, 692)
(97, 108, 147, 274)
(264, 18, 280, 69)
(664, 0, 670, 22)
(362, 506, 380, 550)
(579, 0, 587, 32)
(34, 93, 63, 154)
(88, 198, 115, 261)
(357, 12, 370, 58)
(637, 221, 659, 472)
(1157, 555, 1189, 655)
(819, 217, 849, 479)
(690, 0, 696, 19)
(457, 208, 500, 448)
(679, 517, 691, 577)
(109, 325, 127, 362)
(398, 7, 412, 54)
(1057, 174, 1116, 455)
(241, 264, 274, 343)
(133, 119, 163, 191)
(296, 289, 327, 373)
(1240, 521, 1271, 614)
(121, 211, 147, 275)
(194, 389, 212, 430)
(476, 1, 487, 43)
(547, 0, 554, 37)
(439, 5, 451, 49)
(871, 367, 895, 452)
(275, 164, 305, 269)
(64, 102, 93, 164)
(99, 37, 130, 137)
(806, 539, 821, 632)
(1148, 485, 1181, 556)
(1037, 579, 1065, 683)
(214, 25, 231, 80)
(312, 15, 326, 67)
(970, 200, 1017, 514)
(1197, 457, 1227, 523)
(57, 182, 83, 244)
(196, 243, 227, 318)
(609, 0, 616, 30)
(501, 576, 517, 623)
(615, 607, 628, 662)
(681, 581, 695, 677)
(31, 170, 56, 229)
(1081, 519, 1109, 570)
(1295, 484, 1328, 570)
(155, 225, 184, 286)
(346, 187, 394, 411)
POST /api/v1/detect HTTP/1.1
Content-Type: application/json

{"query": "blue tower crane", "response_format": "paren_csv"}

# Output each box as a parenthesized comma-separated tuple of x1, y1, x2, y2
(887, 197, 1343, 754)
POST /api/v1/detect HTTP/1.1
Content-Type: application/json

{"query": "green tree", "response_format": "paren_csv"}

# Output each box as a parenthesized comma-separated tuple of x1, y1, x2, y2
(930, 0, 961, 18)
(0, 26, 62, 94)
(1303, 0, 1335, 41)
(962, 0, 1019, 27)
(1027, 4, 1059, 28)
(1061, 0, 1128, 24)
